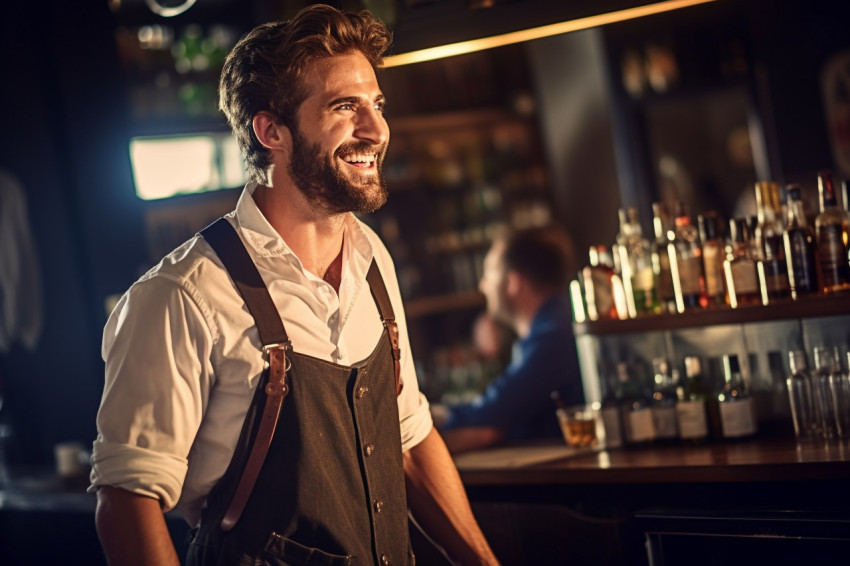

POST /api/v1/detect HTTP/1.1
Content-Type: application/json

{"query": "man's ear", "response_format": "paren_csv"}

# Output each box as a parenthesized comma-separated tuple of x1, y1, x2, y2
(505, 270, 525, 298)
(252, 111, 290, 150)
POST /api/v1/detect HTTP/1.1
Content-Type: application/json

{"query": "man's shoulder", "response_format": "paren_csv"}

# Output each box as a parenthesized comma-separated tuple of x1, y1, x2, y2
(135, 234, 223, 292)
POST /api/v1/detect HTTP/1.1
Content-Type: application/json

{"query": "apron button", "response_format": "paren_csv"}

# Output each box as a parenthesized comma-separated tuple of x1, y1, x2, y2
(380, 552, 390, 565)
(356, 385, 369, 398)
(364, 444, 376, 456)
(374, 499, 385, 513)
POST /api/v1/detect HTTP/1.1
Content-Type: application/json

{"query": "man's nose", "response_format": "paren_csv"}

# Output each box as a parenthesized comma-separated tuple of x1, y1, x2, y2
(355, 107, 388, 145)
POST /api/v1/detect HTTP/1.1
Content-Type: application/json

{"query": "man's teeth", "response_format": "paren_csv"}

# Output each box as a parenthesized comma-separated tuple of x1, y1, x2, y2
(343, 154, 375, 164)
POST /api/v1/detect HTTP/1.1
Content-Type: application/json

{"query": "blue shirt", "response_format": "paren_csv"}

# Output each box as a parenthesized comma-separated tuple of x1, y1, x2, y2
(441, 294, 584, 440)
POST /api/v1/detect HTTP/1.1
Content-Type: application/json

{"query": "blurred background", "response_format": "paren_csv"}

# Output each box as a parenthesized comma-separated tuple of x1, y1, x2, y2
(0, 0, 847, 472)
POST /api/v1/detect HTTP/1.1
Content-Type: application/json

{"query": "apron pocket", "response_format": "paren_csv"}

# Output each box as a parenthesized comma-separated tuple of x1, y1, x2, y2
(253, 532, 352, 566)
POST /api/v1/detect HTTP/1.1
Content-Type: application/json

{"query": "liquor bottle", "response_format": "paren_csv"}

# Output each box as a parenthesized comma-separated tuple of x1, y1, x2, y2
(717, 354, 757, 439)
(815, 170, 850, 294)
(617, 207, 657, 317)
(812, 346, 841, 439)
(615, 361, 656, 447)
(598, 366, 624, 449)
(675, 356, 711, 444)
(582, 245, 628, 321)
(698, 211, 726, 307)
(651, 202, 676, 314)
(651, 357, 679, 444)
(786, 350, 819, 440)
(753, 181, 790, 303)
(783, 184, 820, 299)
(667, 202, 705, 312)
(723, 218, 761, 308)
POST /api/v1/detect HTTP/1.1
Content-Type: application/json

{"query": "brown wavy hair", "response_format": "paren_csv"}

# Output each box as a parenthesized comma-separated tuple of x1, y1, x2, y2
(219, 4, 393, 183)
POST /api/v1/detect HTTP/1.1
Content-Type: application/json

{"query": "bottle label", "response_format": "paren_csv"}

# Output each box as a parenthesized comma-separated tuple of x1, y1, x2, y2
(601, 406, 623, 448)
(656, 253, 675, 301)
(817, 224, 850, 288)
(676, 400, 708, 439)
(652, 405, 678, 439)
(719, 398, 757, 438)
(677, 256, 702, 295)
(785, 229, 818, 294)
(702, 244, 724, 298)
(627, 407, 656, 442)
(730, 260, 759, 293)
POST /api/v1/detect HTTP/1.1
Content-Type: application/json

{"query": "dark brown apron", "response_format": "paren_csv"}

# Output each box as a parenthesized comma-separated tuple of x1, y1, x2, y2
(187, 218, 412, 566)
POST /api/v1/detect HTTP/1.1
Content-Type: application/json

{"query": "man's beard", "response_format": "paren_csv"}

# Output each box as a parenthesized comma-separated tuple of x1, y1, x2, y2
(288, 128, 389, 215)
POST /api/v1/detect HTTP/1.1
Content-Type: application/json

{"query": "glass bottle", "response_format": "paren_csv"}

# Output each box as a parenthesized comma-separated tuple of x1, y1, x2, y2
(723, 217, 761, 308)
(783, 184, 820, 299)
(786, 350, 819, 440)
(698, 211, 726, 307)
(754, 181, 790, 303)
(675, 356, 711, 445)
(617, 207, 657, 317)
(582, 245, 628, 321)
(815, 170, 850, 294)
(667, 202, 705, 313)
(615, 361, 656, 447)
(651, 357, 679, 444)
(598, 366, 624, 450)
(717, 354, 757, 439)
(812, 346, 841, 439)
(651, 202, 676, 314)
(829, 350, 850, 438)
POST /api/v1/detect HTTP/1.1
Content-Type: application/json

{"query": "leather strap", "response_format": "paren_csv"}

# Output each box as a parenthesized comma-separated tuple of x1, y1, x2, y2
(366, 261, 403, 396)
(200, 218, 291, 532)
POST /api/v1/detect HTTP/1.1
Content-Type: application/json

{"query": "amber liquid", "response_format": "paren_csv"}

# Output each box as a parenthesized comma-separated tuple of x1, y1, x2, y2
(561, 415, 597, 448)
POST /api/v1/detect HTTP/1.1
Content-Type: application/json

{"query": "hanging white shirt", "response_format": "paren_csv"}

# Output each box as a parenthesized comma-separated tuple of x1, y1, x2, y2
(89, 183, 432, 525)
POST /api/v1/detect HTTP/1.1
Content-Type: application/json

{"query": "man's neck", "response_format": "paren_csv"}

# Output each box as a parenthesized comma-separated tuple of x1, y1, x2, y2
(252, 182, 347, 282)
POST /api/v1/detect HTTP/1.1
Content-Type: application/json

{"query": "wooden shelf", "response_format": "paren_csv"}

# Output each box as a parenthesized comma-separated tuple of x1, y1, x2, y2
(574, 292, 850, 336)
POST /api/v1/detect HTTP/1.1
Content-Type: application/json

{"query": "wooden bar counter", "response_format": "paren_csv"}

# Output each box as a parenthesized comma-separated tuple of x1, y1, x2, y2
(449, 436, 850, 566)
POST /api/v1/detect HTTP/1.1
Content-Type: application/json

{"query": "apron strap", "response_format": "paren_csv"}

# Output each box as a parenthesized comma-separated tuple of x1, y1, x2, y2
(200, 217, 291, 532)
(366, 261, 403, 396)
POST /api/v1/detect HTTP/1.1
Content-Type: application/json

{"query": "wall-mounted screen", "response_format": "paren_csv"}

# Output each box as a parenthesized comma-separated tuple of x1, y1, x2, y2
(129, 132, 246, 200)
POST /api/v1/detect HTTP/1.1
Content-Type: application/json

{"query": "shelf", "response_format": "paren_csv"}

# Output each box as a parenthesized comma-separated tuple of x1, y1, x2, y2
(574, 292, 850, 336)
(404, 290, 486, 319)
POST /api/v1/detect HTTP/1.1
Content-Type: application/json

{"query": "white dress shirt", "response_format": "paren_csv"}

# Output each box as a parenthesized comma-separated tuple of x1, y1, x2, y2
(89, 184, 432, 525)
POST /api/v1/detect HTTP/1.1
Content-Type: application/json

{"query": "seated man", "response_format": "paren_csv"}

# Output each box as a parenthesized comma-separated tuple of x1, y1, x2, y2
(436, 225, 585, 453)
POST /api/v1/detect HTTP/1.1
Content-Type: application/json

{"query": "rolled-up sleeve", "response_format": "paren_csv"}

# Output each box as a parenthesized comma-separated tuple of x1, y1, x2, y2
(89, 274, 214, 512)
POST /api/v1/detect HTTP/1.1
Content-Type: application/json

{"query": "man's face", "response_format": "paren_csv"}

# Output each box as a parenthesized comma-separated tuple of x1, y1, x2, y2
(479, 240, 513, 325)
(287, 50, 390, 214)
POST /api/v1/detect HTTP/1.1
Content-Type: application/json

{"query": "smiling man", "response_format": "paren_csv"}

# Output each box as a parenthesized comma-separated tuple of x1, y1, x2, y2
(90, 5, 497, 566)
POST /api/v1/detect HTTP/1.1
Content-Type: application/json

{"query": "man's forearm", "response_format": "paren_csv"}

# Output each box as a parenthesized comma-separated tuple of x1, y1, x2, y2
(403, 427, 500, 565)
(95, 486, 181, 566)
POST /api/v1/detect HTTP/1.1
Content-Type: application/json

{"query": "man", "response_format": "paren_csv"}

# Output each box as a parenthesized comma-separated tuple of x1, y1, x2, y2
(437, 225, 585, 454)
(90, 5, 498, 565)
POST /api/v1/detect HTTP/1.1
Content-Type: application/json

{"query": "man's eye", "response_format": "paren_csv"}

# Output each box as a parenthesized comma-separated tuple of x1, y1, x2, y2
(337, 103, 355, 111)
(375, 102, 386, 113)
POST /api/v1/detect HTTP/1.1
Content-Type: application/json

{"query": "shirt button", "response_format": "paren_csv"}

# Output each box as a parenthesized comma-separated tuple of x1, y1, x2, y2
(374, 499, 385, 513)
(356, 385, 369, 399)
(380, 552, 390, 565)
(364, 444, 376, 456)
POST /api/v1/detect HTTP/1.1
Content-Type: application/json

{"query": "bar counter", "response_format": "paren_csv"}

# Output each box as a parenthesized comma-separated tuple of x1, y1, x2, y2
(451, 436, 850, 566)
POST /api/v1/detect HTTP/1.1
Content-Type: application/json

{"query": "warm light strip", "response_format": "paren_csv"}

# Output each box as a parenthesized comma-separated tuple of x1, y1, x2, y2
(383, 0, 718, 67)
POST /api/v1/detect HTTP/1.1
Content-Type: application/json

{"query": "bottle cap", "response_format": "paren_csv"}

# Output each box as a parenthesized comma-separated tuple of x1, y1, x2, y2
(697, 212, 719, 242)
(722, 353, 740, 375)
(728, 217, 749, 243)
(786, 184, 802, 202)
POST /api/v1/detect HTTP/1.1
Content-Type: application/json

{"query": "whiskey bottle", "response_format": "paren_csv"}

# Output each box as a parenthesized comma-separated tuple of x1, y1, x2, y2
(783, 184, 820, 299)
(582, 245, 626, 321)
(698, 211, 726, 307)
(815, 170, 850, 294)
(619, 207, 657, 316)
(651, 202, 676, 313)
(667, 202, 705, 312)
(723, 218, 761, 308)
(675, 356, 711, 444)
(754, 181, 790, 303)
(786, 350, 819, 440)
(651, 357, 679, 444)
(615, 361, 656, 447)
(717, 354, 757, 439)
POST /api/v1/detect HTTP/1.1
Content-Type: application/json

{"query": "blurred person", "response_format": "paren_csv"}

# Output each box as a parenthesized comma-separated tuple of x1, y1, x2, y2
(89, 5, 497, 565)
(436, 225, 585, 453)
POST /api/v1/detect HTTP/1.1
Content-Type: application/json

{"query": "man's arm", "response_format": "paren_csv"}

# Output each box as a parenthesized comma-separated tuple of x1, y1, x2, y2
(95, 486, 181, 566)
(403, 427, 500, 565)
